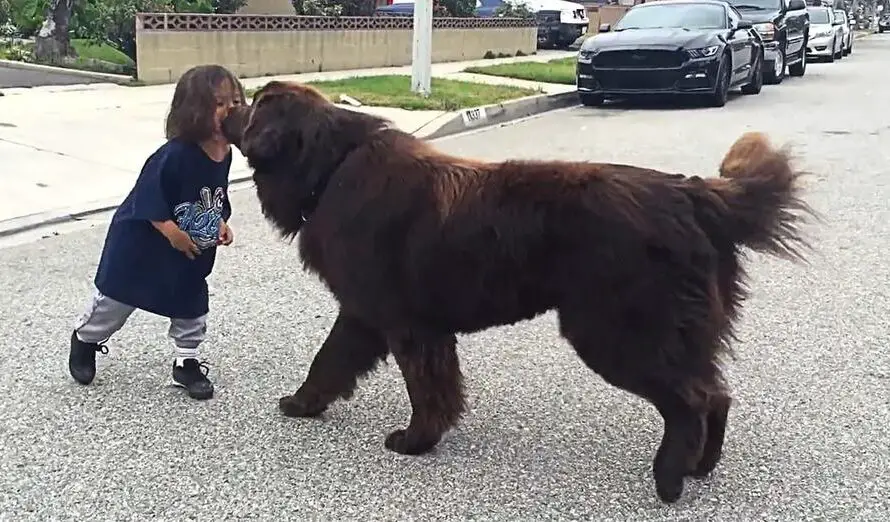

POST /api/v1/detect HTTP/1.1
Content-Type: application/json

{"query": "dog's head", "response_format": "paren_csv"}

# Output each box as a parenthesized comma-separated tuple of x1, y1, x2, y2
(221, 80, 390, 236)
(222, 81, 329, 162)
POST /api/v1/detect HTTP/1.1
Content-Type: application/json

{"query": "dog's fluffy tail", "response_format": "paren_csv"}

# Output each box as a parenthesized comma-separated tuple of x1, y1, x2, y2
(701, 132, 813, 261)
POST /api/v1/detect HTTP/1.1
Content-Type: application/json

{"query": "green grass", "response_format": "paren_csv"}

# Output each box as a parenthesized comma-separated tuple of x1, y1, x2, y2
(463, 57, 578, 85)
(0, 38, 135, 76)
(246, 75, 542, 111)
(71, 39, 134, 67)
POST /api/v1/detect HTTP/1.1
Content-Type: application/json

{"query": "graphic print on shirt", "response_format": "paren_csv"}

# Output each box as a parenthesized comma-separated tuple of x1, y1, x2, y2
(173, 186, 226, 250)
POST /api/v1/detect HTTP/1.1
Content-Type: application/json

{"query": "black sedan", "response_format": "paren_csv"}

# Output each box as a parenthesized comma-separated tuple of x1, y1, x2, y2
(576, 0, 765, 107)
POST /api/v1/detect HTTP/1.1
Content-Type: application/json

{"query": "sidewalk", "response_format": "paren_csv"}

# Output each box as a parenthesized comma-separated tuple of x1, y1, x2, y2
(0, 51, 576, 233)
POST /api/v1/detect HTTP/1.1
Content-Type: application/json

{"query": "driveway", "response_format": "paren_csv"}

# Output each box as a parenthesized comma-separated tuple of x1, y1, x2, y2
(0, 62, 113, 89)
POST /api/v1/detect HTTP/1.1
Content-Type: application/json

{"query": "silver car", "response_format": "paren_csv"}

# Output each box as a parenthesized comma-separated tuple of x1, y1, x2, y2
(806, 6, 844, 62)
(834, 9, 853, 55)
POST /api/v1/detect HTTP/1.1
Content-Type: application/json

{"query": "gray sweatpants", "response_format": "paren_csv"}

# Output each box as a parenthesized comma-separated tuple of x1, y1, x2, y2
(73, 288, 207, 359)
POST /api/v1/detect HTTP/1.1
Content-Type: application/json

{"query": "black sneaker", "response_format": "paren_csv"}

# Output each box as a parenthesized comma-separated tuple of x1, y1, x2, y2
(69, 330, 108, 385)
(172, 359, 214, 400)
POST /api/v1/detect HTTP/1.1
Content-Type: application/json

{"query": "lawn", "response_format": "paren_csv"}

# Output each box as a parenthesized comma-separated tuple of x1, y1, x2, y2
(0, 38, 134, 75)
(246, 75, 542, 111)
(71, 39, 134, 67)
(463, 57, 578, 85)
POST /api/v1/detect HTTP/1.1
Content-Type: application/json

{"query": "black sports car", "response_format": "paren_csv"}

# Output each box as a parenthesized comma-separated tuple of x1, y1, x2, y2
(576, 0, 765, 107)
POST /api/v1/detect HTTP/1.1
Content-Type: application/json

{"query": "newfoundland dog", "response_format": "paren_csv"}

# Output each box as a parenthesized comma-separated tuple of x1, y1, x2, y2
(222, 81, 812, 503)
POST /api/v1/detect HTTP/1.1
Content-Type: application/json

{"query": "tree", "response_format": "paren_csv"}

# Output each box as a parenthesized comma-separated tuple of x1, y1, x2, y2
(34, 0, 75, 63)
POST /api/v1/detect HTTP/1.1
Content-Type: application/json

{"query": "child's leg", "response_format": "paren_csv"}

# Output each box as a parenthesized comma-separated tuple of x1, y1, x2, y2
(69, 289, 136, 385)
(168, 315, 214, 400)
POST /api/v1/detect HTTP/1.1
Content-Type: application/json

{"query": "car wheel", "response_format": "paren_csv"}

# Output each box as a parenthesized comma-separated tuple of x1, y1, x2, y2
(707, 55, 731, 107)
(826, 38, 836, 62)
(579, 93, 604, 107)
(788, 44, 807, 77)
(764, 44, 785, 84)
(835, 38, 844, 59)
(741, 51, 763, 95)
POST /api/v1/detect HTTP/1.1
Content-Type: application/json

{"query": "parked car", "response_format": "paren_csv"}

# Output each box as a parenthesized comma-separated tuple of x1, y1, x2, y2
(834, 9, 853, 55)
(805, 6, 844, 62)
(374, 0, 590, 49)
(576, 0, 765, 108)
(879, 13, 890, 33)
(723, 0, 809, 85)
(529, 0, 591, 48)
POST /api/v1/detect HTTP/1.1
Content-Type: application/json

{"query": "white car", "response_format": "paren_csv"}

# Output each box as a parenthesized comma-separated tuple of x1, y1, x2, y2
(805, 6, 844, 62)
(834, 9, 853, 55)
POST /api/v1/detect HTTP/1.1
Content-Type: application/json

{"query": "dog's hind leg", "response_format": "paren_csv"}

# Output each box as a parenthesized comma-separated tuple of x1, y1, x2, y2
(559, 309, 712, 504)
(279, 309, 389, 418)
(383, 331, 466, 455)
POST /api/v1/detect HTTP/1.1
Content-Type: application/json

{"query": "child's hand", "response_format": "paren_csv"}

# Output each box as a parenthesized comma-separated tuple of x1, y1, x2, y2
(219, 221, 234, 246)
(169, 229, 201, 259)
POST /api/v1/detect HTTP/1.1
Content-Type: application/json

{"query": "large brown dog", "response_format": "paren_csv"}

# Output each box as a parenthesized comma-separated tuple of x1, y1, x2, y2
(222, 81, 812, 503)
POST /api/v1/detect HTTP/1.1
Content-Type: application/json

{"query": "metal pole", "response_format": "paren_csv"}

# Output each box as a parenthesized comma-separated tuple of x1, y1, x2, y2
(411, 0, 433, 95)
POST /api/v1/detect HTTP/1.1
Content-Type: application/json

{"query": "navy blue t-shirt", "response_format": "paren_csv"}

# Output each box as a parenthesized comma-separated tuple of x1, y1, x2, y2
(94, 138, 233, 319)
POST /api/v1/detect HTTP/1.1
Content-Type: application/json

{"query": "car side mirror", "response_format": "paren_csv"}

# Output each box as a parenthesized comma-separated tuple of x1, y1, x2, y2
(832, 20, 843, 25)
(736, 19, 753, 29)
(787, 0, 806, 10)
(599, 23, 611, 32)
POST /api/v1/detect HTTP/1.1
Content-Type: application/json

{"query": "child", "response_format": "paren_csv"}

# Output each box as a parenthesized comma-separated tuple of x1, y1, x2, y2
(68, 64, 247, 400)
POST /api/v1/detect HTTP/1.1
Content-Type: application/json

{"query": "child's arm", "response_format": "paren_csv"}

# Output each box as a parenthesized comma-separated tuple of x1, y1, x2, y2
(152, 220, 201, 259)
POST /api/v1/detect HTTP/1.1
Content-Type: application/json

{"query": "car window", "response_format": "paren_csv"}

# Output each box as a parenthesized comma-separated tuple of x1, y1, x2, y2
(834, 10, 846, 22)
(615, 3, 728, 30)
(727, 6, 741, 27)
(807, 8, 830, 24)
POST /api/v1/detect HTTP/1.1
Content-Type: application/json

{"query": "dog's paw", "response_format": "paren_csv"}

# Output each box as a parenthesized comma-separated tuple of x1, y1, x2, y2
(278, 393, 326, 418)
(384, 429, 440, 455)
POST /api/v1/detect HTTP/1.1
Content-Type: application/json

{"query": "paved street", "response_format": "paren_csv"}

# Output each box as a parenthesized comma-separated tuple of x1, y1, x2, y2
(2, 36, 890, 520)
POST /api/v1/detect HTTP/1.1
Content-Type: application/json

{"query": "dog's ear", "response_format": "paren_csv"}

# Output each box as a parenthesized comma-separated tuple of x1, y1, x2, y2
(221, 105, 251, 150)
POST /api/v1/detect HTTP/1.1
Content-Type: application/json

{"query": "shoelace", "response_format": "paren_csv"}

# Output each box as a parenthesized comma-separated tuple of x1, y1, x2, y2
(94, 343, 109, 355)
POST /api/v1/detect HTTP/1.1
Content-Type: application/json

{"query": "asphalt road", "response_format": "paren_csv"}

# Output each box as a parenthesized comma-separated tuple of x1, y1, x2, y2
(0, 63, 111, 89)
(2, 36, 890, 520)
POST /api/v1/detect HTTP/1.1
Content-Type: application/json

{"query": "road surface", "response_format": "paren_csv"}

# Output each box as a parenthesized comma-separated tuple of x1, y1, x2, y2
(1, 36, 888, 520)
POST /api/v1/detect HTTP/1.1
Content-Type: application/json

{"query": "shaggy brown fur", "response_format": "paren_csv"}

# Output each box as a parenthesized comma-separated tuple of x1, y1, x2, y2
(222, 81, 813, 504)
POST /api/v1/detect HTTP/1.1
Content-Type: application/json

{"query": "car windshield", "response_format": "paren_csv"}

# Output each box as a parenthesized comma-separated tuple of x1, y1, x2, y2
(808, 8, 830, 24)
(726, 0, 781, 10)
(614, 3, 727, 30)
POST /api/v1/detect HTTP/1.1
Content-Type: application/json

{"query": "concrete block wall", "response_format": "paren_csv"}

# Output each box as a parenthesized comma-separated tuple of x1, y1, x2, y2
(135, 13, 537, 85)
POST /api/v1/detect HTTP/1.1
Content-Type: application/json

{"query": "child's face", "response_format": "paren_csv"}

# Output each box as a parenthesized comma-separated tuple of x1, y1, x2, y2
(212, 81, 242, 143)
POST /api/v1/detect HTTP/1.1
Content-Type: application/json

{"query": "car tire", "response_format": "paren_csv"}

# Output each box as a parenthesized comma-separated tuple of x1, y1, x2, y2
(835, 38, 844, 59)
(826, 38, 836, 62)
(707, 55, 731, 107)
(579, 93, 604, 107)
(741, 51, 763, 95)
(788, 44, 807, 77)
(764, 44, 785, 85)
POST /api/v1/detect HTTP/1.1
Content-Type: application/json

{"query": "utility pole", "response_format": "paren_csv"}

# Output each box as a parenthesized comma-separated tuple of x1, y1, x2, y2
(411, 0, 433, 95)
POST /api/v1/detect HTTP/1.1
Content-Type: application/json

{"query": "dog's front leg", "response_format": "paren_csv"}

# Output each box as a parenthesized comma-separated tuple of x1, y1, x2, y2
(279, 310, 389, 418)
(384, 331, 467, 455)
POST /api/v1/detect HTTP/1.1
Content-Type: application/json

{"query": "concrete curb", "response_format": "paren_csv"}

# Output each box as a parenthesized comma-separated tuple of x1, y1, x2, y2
(419, 90, 579, 140)
(0, 59, 134, 85)
(0, 90, 579, 238)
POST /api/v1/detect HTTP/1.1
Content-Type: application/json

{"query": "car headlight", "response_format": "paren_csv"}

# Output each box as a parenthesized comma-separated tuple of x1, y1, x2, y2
(813, 29, 832, 38)
(753, 22, 776, 41)
(578, 50, 594, 63)
(687, 45, 720, 59)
